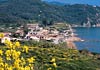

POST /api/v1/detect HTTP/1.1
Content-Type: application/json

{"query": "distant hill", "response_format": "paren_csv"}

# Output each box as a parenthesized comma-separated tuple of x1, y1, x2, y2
(45, 1, 66, 6)
(0, 0, 100, 26)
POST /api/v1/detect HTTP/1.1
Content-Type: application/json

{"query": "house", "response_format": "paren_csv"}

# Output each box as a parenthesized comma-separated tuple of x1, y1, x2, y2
(50, 29, 59, 34)
(15, 29, 24, 37)
(30, 36, 40, 42)
(27, 24, 39, 30)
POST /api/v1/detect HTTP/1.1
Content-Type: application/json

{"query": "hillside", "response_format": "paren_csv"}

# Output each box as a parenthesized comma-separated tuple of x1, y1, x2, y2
(0, 0, 100, 26)
(1, 39, 100, 70)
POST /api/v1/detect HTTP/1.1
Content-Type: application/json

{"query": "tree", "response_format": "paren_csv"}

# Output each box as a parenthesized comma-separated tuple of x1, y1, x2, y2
(48, 20, 54, 26)
(41, 19, 48, 27)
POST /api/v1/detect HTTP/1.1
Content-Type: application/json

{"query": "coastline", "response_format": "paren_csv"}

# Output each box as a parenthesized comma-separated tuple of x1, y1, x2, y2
(66, 25, 84, 49)
(66, 36, 84, 49)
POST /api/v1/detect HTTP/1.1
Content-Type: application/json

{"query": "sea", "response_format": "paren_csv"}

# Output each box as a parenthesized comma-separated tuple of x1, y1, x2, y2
(73, 27, 100, 53)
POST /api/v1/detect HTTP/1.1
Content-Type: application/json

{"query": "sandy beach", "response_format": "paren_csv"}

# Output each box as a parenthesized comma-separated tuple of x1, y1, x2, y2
(66, 36, 84, 49)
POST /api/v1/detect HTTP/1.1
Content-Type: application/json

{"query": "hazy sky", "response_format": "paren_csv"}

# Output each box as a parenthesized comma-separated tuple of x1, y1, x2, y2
(43, 0, 100, 6)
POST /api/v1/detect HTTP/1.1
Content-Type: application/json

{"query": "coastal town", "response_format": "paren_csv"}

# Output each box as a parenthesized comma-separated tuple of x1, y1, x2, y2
(0, 23, 82, 48)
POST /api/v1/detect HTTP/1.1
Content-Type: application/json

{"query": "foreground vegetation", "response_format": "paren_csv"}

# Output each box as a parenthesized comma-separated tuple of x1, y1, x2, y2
(0, 40, 100, 70)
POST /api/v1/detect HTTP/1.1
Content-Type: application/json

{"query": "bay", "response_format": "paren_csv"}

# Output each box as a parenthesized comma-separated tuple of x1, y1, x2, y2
(73, 27, 100, 53)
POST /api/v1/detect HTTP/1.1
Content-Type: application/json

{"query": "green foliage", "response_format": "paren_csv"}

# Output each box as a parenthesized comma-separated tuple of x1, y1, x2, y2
(11, 33, 20, 38)
(0, 0, 100, 26)
(20, 40, 100, 70)
(0, 40, 100, 70)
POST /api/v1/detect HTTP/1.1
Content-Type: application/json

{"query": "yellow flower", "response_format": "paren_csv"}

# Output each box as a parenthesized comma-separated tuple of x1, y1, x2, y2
(15, 41, 20, 48)
(0, 33, 4, 38)
(0, 62, 4, 67)
(14, 62, 19, 68)
(11, 50, 21, 59)
(51, 58, 56, 63)
(23, 46, 29, 53)
(4, 63, 8, 68)
(13, 59, 21, 68)
(0, 57, 3, 62)
(29, 64, 32, 67)
(7, 66, 13, 70)
(17, 51, 21, 56)
(15, 59, 21, 64)
(5, 40, 13, 48)
(0, 50, 3, 55)
(53, 62, 57, 67)
(19, 67, 25, 70)
(0, 68, 4, 70)
(27, 57, 35, 63)
(20, 57, 26, 66)
(5, 50, 11, 57)
(25, 66, 31, 70)
(47, 67, 52, 70)
(6, 56, 11, 60)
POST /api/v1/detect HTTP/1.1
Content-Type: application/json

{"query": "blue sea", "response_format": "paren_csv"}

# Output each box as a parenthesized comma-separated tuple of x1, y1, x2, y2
(73, 27, 100, 53)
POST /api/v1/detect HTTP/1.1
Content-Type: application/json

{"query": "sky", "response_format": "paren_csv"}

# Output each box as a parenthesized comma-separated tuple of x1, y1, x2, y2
(43, 0, 100, 6)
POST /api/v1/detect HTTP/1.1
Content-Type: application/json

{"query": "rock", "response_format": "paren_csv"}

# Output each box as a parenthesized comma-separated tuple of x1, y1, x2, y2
(66, 41, 77, 49)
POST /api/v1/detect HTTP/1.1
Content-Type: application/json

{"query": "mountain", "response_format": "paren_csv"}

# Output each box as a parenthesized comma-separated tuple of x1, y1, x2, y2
(0, 0, 100, 26)
(45, 1, 66, 6)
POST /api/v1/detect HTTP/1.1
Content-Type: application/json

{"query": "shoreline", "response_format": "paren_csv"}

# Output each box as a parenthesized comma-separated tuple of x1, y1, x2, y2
(66, 36, 84, 49)
(66, 26, 85, 49)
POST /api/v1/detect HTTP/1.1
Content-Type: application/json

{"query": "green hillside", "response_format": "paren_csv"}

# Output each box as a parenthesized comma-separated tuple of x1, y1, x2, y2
(1, 40, 100, 70)
(0, 0, 100, 26)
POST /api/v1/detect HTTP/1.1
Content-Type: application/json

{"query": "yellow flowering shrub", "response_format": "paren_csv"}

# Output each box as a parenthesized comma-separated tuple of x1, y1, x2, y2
(0, 40, 35, 70)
